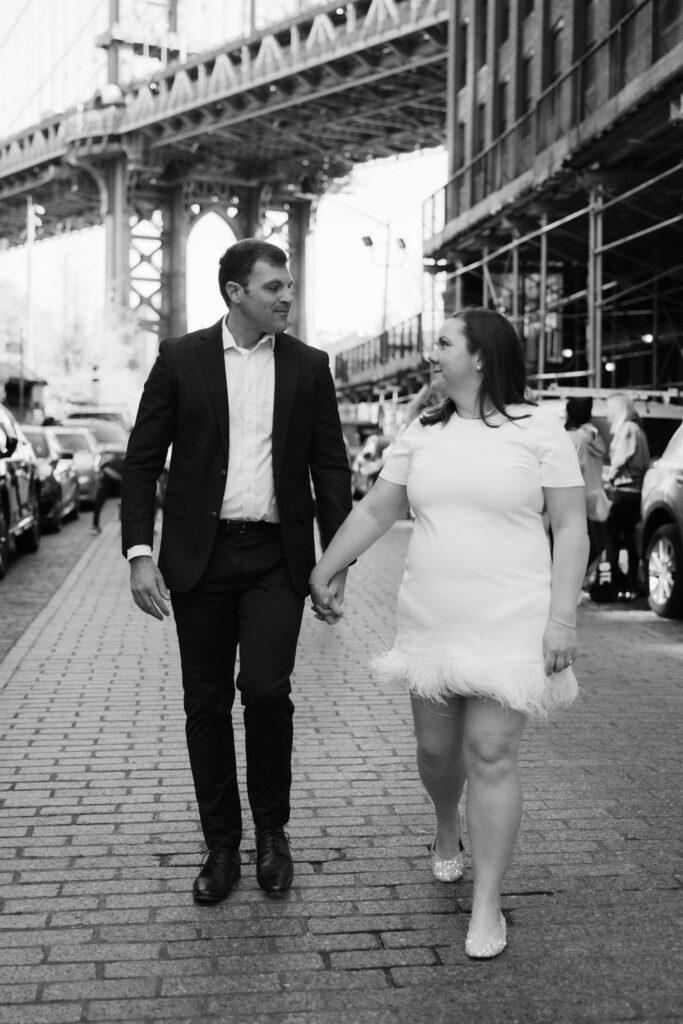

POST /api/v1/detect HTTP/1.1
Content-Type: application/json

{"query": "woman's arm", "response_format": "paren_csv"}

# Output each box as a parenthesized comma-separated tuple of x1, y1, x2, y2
(310, 477, 408, 623)
(543, 486, 590, 674)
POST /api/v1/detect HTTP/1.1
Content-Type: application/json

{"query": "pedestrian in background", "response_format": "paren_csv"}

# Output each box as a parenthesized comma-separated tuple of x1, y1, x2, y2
(604, 393, 650, 599)
(309, 308, 588, 960)
(564, 396, 608, 586)
(90, 451, 125, 535)
(121, 239, 352, 905)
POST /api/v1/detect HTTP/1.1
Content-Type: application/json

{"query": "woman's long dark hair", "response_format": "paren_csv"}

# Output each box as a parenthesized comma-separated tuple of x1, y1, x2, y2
(420, 308, 536, 428)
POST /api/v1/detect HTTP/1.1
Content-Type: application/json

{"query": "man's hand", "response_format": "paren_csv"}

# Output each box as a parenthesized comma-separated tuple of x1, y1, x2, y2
(309, 569, 347, 625)
(130, 555, 170, 621)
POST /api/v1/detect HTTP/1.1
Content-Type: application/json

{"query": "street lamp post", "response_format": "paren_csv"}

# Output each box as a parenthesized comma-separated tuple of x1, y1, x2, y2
(25, 196, 45, 386)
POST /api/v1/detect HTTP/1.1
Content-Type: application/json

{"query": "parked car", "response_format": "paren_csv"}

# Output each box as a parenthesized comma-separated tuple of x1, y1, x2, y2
(65, 405, 130, 430)
(22, 426, 80, 532)
(50, 425, 100, 507)
(0, 402, 41, 577)
(637, 423, 683, 618)
(72, 419, 129, 498)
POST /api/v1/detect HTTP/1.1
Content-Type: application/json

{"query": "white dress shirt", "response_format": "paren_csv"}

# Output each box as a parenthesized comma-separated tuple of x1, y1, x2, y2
(127, 318, 278, 560)
(220, 320, 279, 522)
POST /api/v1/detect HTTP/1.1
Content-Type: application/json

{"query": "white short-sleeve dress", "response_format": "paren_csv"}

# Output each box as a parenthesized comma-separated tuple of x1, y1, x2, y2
(372, 405, 584, 717)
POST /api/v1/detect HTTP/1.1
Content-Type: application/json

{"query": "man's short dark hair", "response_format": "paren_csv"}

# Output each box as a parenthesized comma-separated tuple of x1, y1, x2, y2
(218, 239, 288, 306)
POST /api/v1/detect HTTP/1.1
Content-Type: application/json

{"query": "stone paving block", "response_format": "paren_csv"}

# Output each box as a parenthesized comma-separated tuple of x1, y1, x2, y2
(0, 1006, 84, 1024)
(1, 520, 682, 1024)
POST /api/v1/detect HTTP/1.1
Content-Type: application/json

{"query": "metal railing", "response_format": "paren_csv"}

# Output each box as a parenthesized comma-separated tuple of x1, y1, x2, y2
(423, 0, 683, 241)
(334, 312, 425, 383)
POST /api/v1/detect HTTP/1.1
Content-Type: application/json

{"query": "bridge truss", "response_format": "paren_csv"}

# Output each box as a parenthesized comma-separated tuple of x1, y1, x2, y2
(0, 0, 448, 349)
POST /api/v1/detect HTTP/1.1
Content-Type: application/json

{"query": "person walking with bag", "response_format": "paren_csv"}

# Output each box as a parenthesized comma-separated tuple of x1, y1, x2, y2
(604, 393, 650, 600)
(121, 239, 352, 904)
(309, 309, 588, 960)
(564, 396, 608, 586)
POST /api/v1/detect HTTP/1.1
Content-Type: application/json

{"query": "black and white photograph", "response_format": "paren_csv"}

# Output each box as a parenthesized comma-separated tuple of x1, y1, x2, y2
(0, 2, 681, 1023)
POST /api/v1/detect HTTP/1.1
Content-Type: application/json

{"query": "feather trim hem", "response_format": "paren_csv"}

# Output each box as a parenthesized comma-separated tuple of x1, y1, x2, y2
(370, 647, 577, 719)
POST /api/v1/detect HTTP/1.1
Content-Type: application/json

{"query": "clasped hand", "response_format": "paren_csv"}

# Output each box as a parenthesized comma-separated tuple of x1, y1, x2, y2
(309, 570, 346, 625)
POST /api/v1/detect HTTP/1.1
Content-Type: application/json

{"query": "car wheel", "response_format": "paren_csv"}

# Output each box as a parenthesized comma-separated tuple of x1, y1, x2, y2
(15, 490, 41, 554)
(0, 501, 9, 580)
(646, 523, 683, 619)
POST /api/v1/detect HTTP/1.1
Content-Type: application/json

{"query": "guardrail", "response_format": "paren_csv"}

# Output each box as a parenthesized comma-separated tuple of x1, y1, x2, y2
(334, 312, 425, 384)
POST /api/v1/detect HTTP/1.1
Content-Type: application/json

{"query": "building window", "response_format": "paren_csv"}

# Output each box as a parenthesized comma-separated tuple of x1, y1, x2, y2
(496, 79, 509, 136)
(610, 0, 640, 94)
(656, 0, 683, 56)
(474, 101, 487, 154)
(477, 0, 488, 68)
(583, 0, 596, 45)
(455, 121, 467, 170)
(521, 54, 533, 116)
(500, 0, 510, 43)
(548, 19, 564, 84)
(456, 20, 468, 90)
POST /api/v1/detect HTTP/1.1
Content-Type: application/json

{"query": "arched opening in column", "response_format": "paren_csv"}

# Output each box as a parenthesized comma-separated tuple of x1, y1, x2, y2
(186, 212, 237, 331)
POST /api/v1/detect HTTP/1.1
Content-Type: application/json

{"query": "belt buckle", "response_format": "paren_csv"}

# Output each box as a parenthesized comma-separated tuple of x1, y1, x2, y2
(237, 520, 247, 534)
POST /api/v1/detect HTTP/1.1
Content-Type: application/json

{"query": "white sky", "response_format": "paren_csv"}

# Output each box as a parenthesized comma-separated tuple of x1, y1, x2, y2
(0, 1, 447, 403)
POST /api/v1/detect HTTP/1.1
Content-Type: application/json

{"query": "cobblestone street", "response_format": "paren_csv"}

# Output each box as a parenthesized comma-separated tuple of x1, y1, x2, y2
(0, 517, 682, 1024)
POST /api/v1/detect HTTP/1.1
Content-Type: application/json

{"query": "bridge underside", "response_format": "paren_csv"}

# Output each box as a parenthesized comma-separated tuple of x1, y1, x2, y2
(0, 0, 448, 352)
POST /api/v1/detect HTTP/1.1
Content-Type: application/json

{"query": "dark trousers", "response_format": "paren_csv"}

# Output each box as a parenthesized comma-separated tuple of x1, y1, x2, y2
(92, 475, 118, 528)
(605, 490, 641, 590)
(170, 525, 305, 849)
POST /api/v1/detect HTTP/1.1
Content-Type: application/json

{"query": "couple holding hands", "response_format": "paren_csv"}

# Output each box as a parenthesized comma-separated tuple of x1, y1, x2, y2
(121, 240, 588, 961)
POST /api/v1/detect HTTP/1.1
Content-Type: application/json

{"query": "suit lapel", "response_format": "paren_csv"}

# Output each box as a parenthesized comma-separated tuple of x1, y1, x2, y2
(272, 333, 298, 487)
(196, 320, 230, 457)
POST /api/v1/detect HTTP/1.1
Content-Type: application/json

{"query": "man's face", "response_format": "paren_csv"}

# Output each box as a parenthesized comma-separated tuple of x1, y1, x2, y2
(228, 258, 294, 334)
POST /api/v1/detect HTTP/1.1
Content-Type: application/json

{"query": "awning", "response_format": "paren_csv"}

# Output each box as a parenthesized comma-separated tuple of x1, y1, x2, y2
(0, 359, 47, 386)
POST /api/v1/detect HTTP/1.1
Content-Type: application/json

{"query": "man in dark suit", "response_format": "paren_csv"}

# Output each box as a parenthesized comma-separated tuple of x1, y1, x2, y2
(121, 239, 352, 903)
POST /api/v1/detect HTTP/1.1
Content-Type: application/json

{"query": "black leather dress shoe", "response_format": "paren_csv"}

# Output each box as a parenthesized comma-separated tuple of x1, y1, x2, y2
(192, 844, 241, 903)
(255, 828, 293, 892)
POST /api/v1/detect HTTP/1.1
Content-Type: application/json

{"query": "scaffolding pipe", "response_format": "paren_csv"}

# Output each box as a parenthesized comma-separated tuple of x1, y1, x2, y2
(595, 189, 604, 385)
(511, 235, 520, 326)
(596, 211, 683, 254)
(587, 188, 597, 386)
(448, 205, 588, 280)
(538, 213, 547, 382)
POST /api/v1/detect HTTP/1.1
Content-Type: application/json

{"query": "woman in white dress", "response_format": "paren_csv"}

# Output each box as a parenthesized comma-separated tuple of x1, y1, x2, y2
(310, 309, 588, 959)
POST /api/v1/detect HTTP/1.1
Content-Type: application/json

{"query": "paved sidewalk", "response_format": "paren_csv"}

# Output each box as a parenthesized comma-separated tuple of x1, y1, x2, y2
(1, 520, 682, 1024)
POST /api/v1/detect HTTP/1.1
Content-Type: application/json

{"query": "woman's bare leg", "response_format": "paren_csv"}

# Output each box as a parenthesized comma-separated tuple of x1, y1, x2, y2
(463, 698, 527, 936)
(411, 695, 466, 858)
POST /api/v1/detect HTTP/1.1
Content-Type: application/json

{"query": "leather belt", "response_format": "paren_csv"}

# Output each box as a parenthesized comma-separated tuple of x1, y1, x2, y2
(220, 519, 280, 534)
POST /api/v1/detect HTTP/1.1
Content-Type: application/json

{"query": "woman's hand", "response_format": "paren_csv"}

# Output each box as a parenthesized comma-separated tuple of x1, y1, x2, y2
(543, 619, 578, 675)
(309, 569, 347, 625)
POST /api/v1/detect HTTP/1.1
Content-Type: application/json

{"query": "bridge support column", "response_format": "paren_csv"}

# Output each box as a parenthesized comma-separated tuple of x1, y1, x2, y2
(104, 156, 130, 308)
(159, 184, 189, 339)
(287, 199, 311, 342)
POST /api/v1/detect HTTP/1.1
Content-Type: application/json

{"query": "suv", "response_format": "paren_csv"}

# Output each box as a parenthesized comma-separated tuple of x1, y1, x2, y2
(638, 423, 683, 618)
(0, 403, 41, 578)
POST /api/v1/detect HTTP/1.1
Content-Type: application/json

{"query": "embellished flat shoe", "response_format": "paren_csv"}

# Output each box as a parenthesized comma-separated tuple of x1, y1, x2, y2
(430, 836, 465, 883)
(465, 912, 507, 960)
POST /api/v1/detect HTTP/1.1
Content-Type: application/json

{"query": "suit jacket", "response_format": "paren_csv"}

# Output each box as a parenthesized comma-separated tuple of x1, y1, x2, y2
(121, 320, 352, 595)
